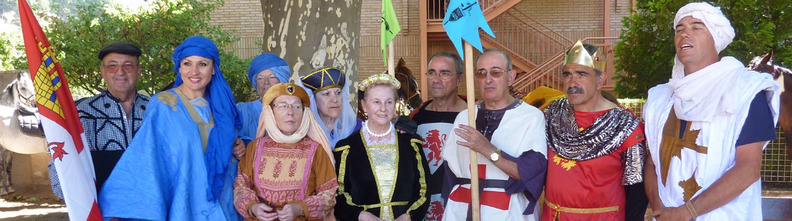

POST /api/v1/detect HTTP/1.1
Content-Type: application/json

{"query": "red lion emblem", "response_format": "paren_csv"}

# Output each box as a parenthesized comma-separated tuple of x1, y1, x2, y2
(426, 201, 444, 221)
(423, 129, 446, 167)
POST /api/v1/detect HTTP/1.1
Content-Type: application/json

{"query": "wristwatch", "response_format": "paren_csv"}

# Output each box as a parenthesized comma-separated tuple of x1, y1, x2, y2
(489, 149, 502, 162)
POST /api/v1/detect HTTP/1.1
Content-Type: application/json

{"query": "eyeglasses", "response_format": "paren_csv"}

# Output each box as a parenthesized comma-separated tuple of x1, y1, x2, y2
(474, 68, 506, 79)
(425, 70, 457, 79)
(271, 102, 304, 111)
(103, 62, 138, 73)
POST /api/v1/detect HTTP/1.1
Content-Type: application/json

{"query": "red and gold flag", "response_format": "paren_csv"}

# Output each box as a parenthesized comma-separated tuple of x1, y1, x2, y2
(18, 0, 103, 220)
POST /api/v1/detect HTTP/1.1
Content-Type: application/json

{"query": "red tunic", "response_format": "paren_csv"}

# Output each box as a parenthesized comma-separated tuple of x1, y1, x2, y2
(542, 109, 644, 221)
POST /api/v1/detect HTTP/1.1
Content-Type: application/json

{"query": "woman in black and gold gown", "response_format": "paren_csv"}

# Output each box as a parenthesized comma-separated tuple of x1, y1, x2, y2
(334, 73, 429, 221)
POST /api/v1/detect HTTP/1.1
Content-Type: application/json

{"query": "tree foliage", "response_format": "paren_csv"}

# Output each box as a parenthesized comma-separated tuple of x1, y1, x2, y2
(0, 32, 25, 71)
(1, 0, 109, 20)
(615, 0, 792, 98)
(47, 0, 256, 101)
(0, 0, 107, 72)
(1, 0, 256, 101)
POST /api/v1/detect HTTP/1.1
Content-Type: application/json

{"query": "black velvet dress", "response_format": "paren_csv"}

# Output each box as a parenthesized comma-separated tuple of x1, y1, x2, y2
(334, 130, 430, 220)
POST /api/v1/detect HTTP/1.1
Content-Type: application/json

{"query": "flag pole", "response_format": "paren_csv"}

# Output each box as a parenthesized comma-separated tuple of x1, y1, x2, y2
(381, 0, 399, 75)
(18, 0, 103, 219)
(442, 1, 493, 219)
(388, 42, 395, 76)
(464, 42, 481, 221)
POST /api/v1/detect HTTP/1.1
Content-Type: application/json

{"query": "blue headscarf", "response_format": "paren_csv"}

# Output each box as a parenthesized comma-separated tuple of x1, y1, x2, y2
(172, 36, 242, 202)
(247, 53, 290, 90)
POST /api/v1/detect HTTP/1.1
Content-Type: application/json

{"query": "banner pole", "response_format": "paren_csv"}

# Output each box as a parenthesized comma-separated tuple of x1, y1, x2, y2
(464, 42, 480, 221)
(388, 42, 395, 76)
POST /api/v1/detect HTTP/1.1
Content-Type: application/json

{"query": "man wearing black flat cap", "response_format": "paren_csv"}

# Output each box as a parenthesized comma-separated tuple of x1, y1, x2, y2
(48, 42, 150, 197)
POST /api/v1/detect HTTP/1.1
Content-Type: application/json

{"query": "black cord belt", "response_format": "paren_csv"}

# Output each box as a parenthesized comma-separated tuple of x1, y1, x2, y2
(455, 178, 507, 189)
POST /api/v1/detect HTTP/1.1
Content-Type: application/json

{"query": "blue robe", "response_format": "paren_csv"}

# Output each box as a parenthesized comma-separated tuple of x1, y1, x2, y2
(99, 89, 240, 220)
(235, 100, 262, 144)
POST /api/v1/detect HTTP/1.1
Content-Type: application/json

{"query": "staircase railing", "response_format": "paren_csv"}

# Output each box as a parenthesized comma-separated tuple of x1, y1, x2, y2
(423, 0, 620, 93)
(483, 9, 573, 72)
(480, 0, 502, 13)
(427, 0, 511, 21)
(512, 37, 620, 93)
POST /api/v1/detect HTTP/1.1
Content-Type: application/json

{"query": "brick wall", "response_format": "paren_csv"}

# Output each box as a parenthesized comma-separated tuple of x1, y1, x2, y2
(358, 0, 633, 100)
(212, 0, 633, 93)
(209, 0, 264, 59)
(513, 0, 633, 39)
(359, 0, 421, 81)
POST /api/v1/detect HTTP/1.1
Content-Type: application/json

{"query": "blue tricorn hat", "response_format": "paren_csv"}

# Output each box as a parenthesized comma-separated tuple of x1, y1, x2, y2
(300, 67, 346, 93)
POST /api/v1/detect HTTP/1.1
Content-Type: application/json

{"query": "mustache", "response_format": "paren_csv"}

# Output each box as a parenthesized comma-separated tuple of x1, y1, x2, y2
(566, 86, 584, 94)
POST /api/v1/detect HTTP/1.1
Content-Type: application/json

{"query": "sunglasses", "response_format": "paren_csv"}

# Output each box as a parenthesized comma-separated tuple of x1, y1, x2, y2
(474, 68, 506, 79)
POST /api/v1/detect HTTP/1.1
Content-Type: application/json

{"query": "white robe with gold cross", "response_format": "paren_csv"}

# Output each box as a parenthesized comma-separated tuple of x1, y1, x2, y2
(644, 70, 779, 221)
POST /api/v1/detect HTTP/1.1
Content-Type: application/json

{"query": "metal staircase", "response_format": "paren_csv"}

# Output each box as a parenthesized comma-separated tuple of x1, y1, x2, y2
(420, 0, 619, 96)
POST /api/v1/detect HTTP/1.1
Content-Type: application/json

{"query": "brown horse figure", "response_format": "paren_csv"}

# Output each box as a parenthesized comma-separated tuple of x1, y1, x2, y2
(394, 58, 423, 114)
(748, 51, 792, 158)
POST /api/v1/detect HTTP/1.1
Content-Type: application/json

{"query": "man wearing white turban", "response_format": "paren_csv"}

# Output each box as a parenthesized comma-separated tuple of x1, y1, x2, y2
(643, 2, 780, 221)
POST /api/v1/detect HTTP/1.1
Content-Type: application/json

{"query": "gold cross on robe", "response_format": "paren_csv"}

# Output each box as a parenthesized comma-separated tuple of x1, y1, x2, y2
(658, 110, 708, 193)
(678, 170, 702, 201)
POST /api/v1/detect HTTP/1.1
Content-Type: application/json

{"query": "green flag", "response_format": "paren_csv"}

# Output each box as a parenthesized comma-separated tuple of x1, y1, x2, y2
(381, 0, 401, 65)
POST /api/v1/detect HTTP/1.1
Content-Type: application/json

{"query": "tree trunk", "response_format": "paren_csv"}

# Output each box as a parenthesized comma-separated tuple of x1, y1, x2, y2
(260, 0, 361, 102)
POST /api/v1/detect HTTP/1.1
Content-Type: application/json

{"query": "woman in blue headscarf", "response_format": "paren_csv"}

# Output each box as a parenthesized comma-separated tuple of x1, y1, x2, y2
(236, 53, 290, 144)
(99, 36, 243, 220)
(296, 67, 362, 149)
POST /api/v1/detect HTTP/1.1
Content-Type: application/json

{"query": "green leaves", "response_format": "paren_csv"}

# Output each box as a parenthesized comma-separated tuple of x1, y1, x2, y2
(0, 32, 26, 71)
(614, 1, 676, 98)
(615, 0, 792, 98)
(34, 0, 256, 101)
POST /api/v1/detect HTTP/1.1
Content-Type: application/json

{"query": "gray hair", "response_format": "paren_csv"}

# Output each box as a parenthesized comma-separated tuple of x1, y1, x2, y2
(429, 51, 464, 75)
(476, 48, 512, 71)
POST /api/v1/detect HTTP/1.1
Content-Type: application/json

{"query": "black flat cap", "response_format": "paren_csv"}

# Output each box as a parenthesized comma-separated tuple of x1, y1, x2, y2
(98, 42, 142, 60)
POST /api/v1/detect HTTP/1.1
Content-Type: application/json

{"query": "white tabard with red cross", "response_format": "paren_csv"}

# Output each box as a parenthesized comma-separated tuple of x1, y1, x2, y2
(442, 103, 547, 221)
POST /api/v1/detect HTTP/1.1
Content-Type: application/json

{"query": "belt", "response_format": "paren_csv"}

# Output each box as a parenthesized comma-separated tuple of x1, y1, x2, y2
(545, 199, 619, 221)
(454, 178, 507, 189)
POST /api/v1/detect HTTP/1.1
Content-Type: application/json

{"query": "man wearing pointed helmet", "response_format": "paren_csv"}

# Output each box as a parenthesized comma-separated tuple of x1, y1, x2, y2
(542, 41, 647, 220)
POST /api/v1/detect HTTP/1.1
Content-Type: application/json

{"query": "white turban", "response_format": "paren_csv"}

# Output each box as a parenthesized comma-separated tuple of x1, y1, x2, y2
(673, 2, 735, 53)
